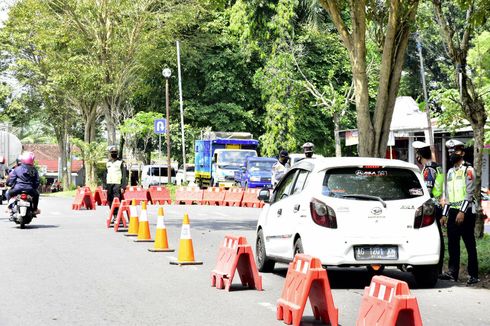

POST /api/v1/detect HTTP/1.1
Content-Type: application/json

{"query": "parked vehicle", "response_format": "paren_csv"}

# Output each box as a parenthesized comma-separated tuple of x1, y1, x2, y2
(9, 191, 36, 229)
(176, 164, 195, 185)
(255, 157, 440, 288)
(0, 178, 7, 204)
(141, 164, 176, 188)
(195, 131, 258, 188)
(234, 157, 277, 189)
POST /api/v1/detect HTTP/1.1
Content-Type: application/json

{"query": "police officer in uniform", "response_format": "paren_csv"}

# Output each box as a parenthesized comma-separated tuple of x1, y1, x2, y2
(440, 139, 479, 284)
(272, 150, 290, 187)
(302, 142, 314, 159)
(104, 146, 127, 222)
(412, 141, 445, 274)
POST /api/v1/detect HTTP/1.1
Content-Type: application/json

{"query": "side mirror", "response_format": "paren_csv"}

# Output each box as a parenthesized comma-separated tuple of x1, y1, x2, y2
(258, 188, 271, 203)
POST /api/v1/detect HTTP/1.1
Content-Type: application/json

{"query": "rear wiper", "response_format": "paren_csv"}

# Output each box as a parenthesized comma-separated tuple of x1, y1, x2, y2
(341, 194, 387, 208)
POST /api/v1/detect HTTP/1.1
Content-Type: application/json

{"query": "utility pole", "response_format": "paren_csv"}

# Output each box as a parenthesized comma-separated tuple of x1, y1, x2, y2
(415, 32, 436, 161)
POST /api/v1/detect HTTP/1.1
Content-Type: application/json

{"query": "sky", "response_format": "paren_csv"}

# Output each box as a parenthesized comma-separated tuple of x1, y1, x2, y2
(0, 0, 15, 27)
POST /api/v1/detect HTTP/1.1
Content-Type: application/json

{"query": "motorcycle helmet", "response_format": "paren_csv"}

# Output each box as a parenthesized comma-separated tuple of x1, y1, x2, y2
(20, 151, 35, 165)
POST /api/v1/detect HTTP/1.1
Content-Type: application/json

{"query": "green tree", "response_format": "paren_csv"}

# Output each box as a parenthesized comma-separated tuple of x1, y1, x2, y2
(320, 0, 420, 157)
(71, 138, 107, 188)
(432, 0, 489, 238)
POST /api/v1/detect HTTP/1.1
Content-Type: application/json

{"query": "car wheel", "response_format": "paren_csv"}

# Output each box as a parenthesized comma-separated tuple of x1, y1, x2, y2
(293, 238, 304, 256)
(256, 229, 275, 272)
(412, 264, 439, 288)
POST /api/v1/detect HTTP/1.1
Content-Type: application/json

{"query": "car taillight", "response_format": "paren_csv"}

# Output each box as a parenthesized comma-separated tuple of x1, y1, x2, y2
(20, 194, 28, 200)
(414, 200, 435, 228)
(310, 198, 337, 229)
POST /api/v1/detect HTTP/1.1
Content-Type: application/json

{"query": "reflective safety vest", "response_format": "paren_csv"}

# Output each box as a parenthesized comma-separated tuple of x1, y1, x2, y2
(447, 166, 467, 209)
(106, 160, 123, 184)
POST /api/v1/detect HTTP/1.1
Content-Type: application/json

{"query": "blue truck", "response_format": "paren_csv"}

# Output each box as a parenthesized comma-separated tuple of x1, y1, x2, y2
(234, 157, 277, 189)
(194, 132, 259, 188)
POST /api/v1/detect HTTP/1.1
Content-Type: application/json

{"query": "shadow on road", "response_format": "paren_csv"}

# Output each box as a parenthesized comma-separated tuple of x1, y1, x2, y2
(21, 224, 60, 229)
(160, 219, 257, 231)
(271, 265, 454, 290)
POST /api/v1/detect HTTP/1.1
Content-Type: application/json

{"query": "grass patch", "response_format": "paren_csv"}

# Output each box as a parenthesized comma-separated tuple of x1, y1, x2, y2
(42, 190, 77, 198)
(443, 233, 490, 275)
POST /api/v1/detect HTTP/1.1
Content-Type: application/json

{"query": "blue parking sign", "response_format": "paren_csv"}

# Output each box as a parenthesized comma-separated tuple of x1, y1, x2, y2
(154, 118, 167, 134)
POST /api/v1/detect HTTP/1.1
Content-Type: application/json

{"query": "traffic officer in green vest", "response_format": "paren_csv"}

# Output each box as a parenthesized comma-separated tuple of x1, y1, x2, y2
(412, 141, 445, 275)
(104, 145, 127, 223)
(440, 139, 479, 285)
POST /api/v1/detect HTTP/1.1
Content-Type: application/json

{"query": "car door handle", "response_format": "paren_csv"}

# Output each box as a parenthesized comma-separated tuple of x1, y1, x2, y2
(277, 208, 282, 217)
(293, 204, 300, 213)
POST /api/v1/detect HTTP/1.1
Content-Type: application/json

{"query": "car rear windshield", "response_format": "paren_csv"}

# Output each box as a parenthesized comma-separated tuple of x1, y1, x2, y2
(322, 167, 424, 200)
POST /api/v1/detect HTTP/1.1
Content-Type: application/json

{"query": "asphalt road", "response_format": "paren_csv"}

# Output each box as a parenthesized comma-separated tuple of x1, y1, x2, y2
(0, 196, 489, 325)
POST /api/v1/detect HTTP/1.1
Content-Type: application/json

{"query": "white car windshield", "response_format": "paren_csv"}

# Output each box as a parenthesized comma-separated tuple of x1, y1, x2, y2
(322, 167, 424, 200)
(248, 160, 275, 172)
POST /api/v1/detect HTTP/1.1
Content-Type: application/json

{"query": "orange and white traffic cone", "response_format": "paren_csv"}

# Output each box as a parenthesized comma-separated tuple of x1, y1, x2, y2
(170, 213, 202, 265)
(134, 201, 154, 243)
(148, 207, 174, 252)
(124, 199, 139, 237)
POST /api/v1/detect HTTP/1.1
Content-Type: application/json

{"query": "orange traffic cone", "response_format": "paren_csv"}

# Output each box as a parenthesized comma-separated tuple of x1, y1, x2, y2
(134, 201, 154, 243)
(148, 207, 174, 252)
(170, 213, 202, 265)
(124, 199, 139, 237)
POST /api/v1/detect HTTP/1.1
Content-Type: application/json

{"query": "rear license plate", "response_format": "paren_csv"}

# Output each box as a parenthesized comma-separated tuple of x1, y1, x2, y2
(354, 246, 398, 260)
(18, 201, 30, 207)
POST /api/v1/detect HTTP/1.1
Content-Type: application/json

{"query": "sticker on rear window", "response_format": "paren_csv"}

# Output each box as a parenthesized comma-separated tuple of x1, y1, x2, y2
(409, 188, 423, 196)
(355, 170, 387, 177)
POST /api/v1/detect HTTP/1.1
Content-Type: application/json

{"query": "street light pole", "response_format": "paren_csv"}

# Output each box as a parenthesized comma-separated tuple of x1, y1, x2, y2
(162, 68, 172, 184)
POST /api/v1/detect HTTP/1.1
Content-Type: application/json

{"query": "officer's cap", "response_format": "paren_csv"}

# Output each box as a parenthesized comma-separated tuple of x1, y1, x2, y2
(107, 145, 118, 152)
(412, 141, 430, 149)
(445, 139, 465, 150)
(279, 150, 289, 158)
(302, 142, 314, 153)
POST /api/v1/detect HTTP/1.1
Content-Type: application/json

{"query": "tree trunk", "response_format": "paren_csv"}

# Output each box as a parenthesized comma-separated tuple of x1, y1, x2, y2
(83, 102, 97, 143)
(472, 121, 485, 238)
(105, 104, 116, 146)
(333, 112, 342, 157)
(322, 0, 419, 158)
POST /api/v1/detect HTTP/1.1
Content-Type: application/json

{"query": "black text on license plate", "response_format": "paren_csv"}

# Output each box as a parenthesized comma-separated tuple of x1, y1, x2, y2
(354, 246, 398, 260)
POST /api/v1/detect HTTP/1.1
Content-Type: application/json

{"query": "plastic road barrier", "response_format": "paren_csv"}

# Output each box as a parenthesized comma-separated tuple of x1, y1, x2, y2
(148, 186, 172, 205)
(277, 254, 338, 326)
(241, 188, 264, 208)
(72, 186, 96, 210)
(356, 275, 422, 326)
(211, 235, 262, 291)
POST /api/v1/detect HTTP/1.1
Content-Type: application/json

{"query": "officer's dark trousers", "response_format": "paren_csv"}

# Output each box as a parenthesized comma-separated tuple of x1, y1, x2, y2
(107, 184, 122, 218)
(447, 208, 479, 279)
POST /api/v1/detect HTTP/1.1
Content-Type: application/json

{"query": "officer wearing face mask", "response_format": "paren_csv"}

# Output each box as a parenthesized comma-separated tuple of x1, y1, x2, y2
(412, 141, 444, 275)
(104, 145, 127, 223)
(440, 139, 479, 285)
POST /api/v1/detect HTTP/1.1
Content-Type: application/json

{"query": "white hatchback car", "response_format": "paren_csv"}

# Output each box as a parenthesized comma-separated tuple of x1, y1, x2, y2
(256, 157, 440, 288)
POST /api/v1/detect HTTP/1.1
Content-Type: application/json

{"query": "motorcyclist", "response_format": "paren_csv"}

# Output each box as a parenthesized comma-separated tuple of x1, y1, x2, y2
(6, 151, 40, 215)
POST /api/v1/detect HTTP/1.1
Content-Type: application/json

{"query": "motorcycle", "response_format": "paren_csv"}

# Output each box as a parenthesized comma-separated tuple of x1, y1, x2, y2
(9, 192, 35, 228)
(0, 178, 7, 204)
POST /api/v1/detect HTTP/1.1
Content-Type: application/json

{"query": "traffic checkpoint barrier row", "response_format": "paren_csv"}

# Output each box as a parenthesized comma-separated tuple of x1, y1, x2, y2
(211, 235, 262, 291)
(72, 186, 96, 210)
(356, 275, 422, 326)
(277, 254, 338, 326)
(75, 185, 265, 208)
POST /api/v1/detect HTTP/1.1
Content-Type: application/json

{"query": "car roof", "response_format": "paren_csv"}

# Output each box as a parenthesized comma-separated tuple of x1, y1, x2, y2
(247, 157, 277, 162)
(294, 157, 420, 173)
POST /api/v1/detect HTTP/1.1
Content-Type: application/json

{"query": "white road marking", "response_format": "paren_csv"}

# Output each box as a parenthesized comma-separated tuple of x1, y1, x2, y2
(258, 302, 276, 313)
